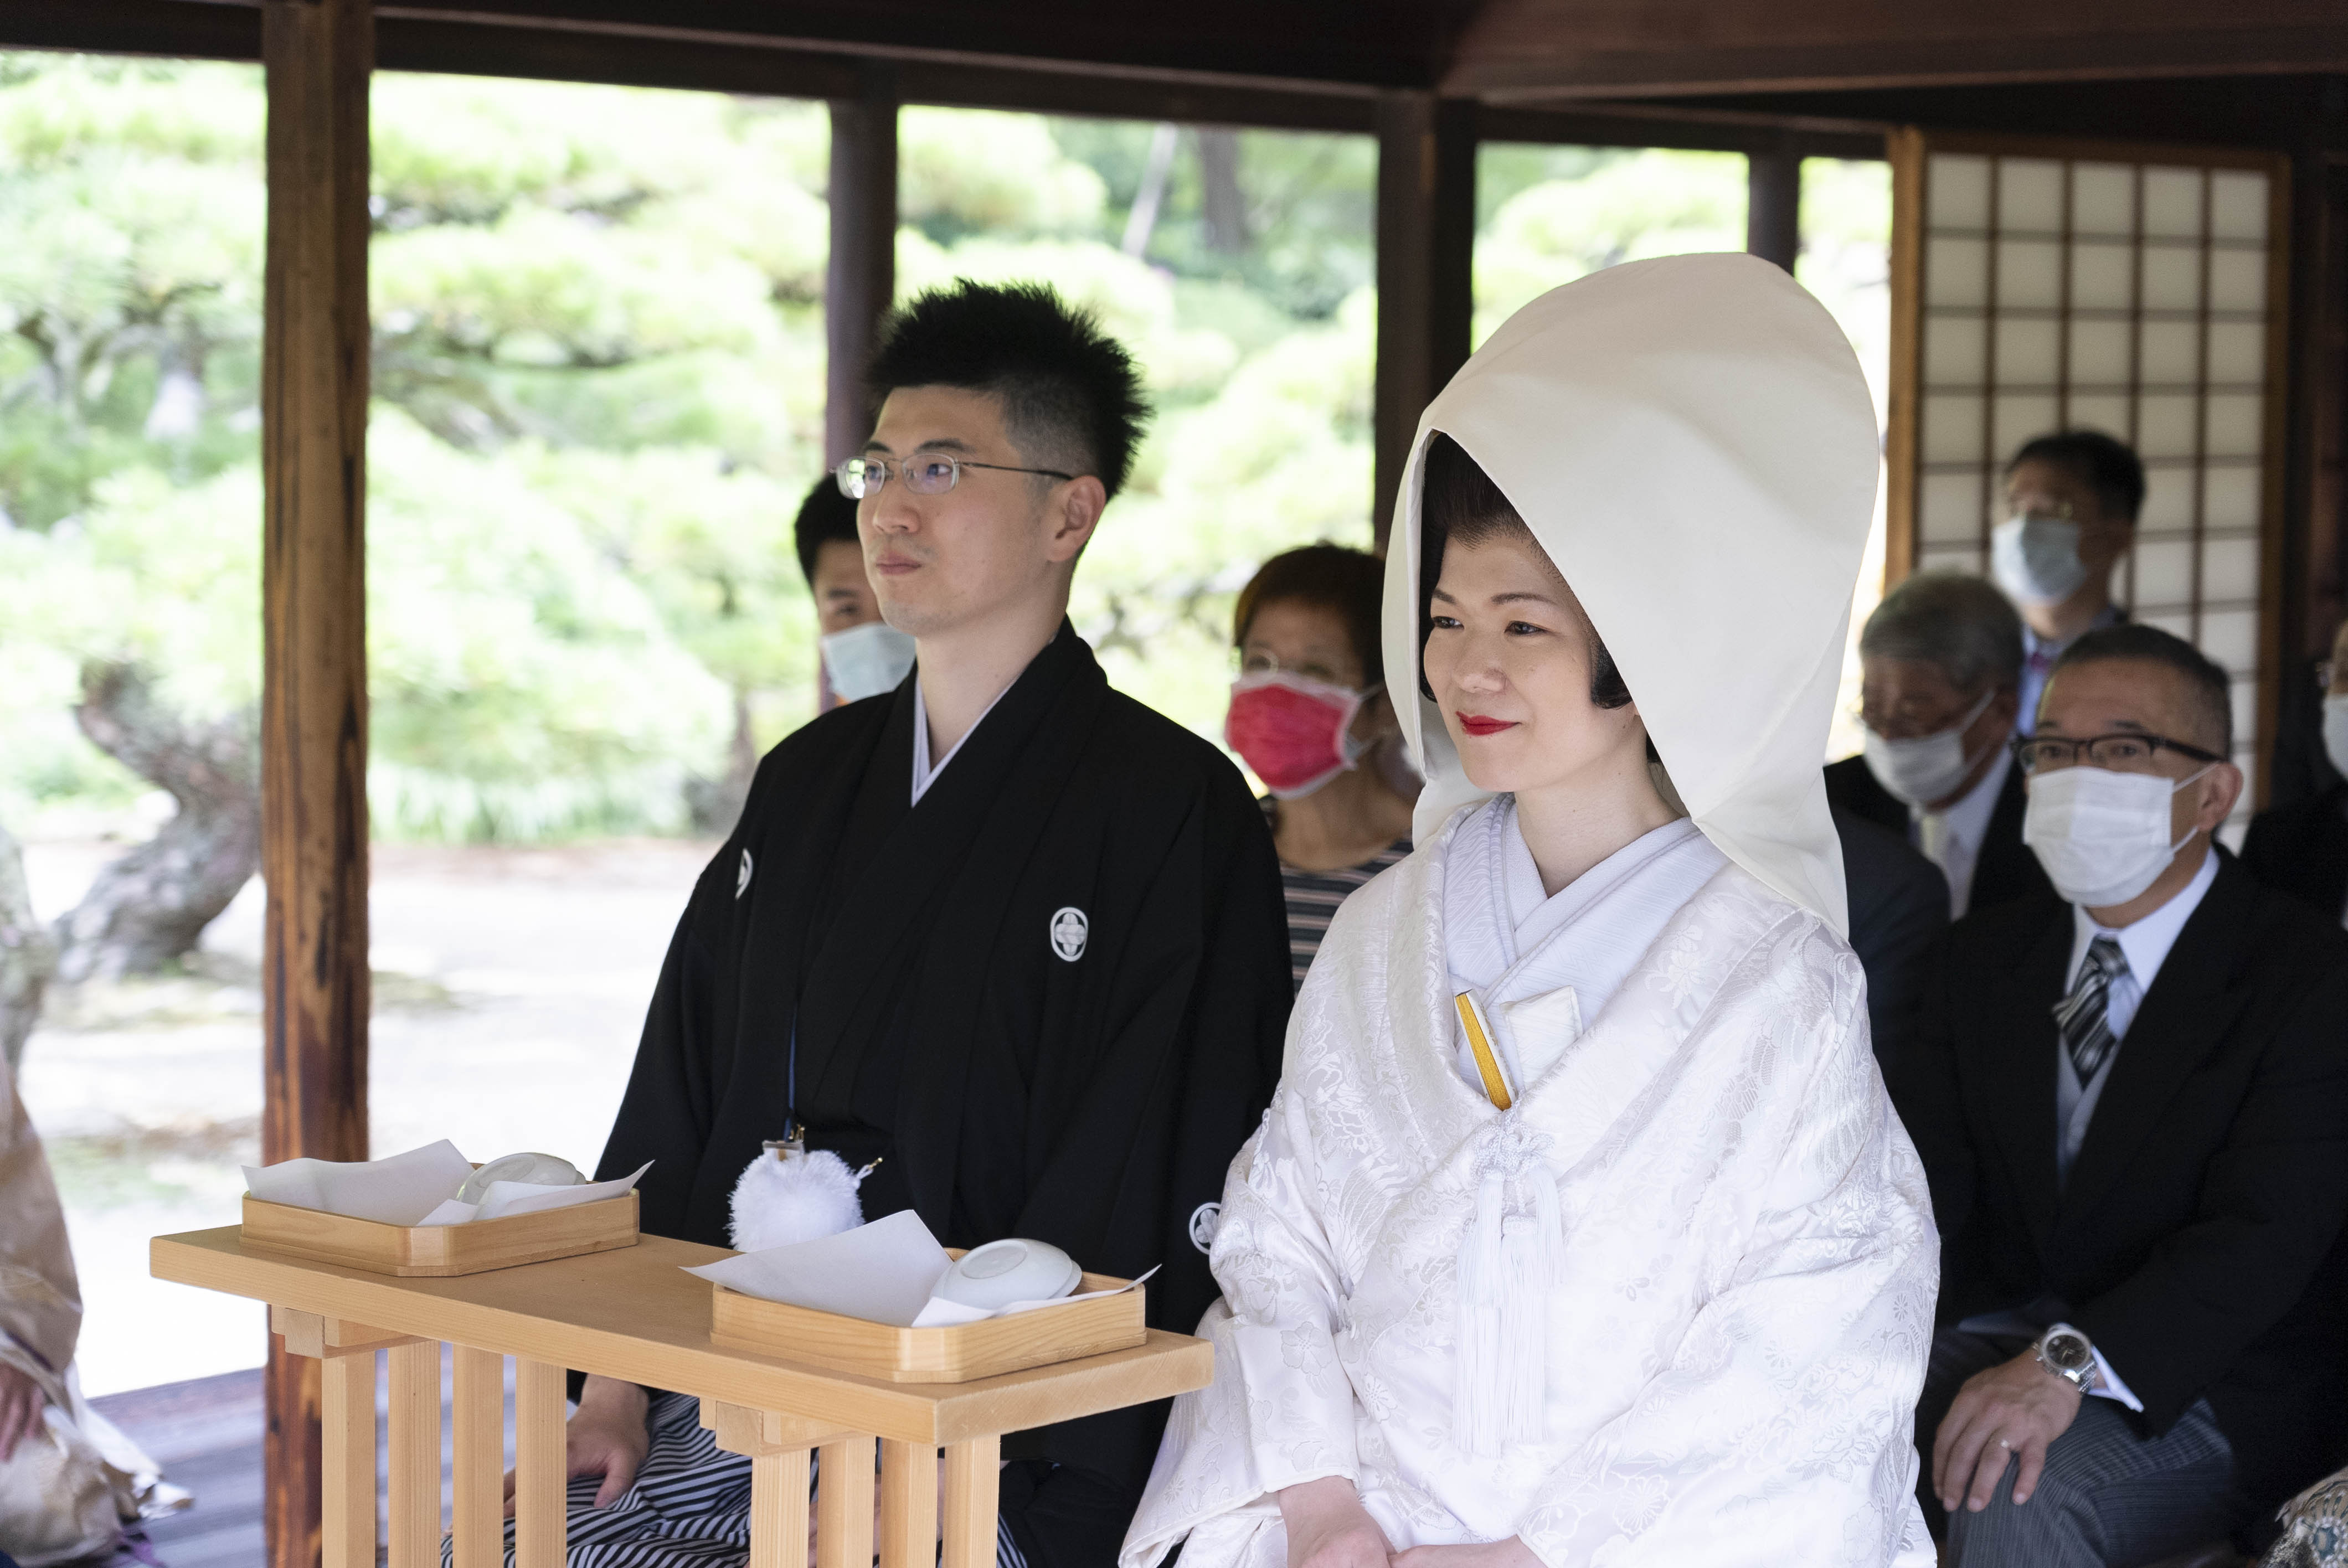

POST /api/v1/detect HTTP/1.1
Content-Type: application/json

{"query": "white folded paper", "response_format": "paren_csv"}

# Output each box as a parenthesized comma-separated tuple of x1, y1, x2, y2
(242, 1140, 646, 1227)
(415, 1162, 652, 1227)
(683, 1210, 1151, 1328)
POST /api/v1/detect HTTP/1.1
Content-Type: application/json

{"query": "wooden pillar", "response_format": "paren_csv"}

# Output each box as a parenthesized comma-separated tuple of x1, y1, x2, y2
(826, 61, 898, 467)
(1372, 91, 1476, 551)
(1747, 144, 1802, 274)
(260, 2, 372, 1565)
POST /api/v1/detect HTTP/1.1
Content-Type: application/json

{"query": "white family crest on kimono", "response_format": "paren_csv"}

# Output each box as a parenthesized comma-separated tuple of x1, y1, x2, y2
(1123, 811, 1938, 1567)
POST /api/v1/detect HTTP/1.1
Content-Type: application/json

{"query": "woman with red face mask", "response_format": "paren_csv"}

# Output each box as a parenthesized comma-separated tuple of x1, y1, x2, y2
(1226, 544, 1419, 991)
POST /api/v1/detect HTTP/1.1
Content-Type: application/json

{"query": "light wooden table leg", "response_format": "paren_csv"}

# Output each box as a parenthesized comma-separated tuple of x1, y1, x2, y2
(749, 1448, 813, 1568)
(878, 1439, 939, 1568)
(815, 1436, 875, 1568)
(941, 1435, 998, 1568)
(513, 1358, 567, 1568)
(387, 1340, 441, 1568)
(318, 1349, 377, 1568)
(450, 1347, 503, 1568)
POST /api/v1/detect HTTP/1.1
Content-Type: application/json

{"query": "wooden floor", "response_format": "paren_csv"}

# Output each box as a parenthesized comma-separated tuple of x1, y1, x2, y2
(86, 1354, 519, 1568)
(91, 1368, 264, 1568)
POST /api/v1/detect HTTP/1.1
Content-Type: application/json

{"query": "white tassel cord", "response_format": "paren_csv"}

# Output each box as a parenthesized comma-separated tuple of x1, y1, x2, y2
(1453, 1116, 1562, 1457)
(729, 1145, 866, 1252)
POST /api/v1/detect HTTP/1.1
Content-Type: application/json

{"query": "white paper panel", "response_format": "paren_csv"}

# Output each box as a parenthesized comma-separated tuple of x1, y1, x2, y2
(2141, 167, 2205, 238)
(1997, 239, 2062, 309)
(2200, 537, 2259, 603)
(2205, 394, 2263, 460)
(2071, 163, 2135, 236)
(1924, 314, 1988, 385)
(2231, 684, 2258, 744)
(2137, 395, 2198, 459)
(2138, 611, 2193, 640)
(2139, 472, 2193, 530)
(2069, 242, 2133, 310)
(1994, 394, 2059, 457)
(2203, 464, 2262, 530)
(1922, 393, 1985, 464)
(1929, 155, 1993, 229)
(2140, 246, 2202, 312)
(2138, 320, 2200, 384)
(2067, 395, 2131, 436)
(2206, 321, 2264, 384)
(2200, 607, 2257, 671)
(2067, 319, 2131, 385)
(1921, 473, 1985, 545)
(2133, 538, 2194, 606)
(1996, 317, 2060, 385)
(2208, 171, 2269, 242)
(1999, 158, 2064, 231)
(1919, 546, 1984, 577)
(2208, 249, 2267, 312)
(1926, 236, 1990, 307)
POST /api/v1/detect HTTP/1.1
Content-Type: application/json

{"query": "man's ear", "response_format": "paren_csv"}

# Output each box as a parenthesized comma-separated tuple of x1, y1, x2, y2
(2193, 761, 2244, 833)
(1043, 476, 1108, 566)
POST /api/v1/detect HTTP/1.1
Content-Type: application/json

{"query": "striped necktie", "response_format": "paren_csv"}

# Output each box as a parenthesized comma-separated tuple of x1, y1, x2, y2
(2054, 933, 2127, 1084)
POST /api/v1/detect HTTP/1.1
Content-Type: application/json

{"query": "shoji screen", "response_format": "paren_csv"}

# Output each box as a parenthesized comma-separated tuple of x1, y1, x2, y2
(1886, 131, 2290, 798)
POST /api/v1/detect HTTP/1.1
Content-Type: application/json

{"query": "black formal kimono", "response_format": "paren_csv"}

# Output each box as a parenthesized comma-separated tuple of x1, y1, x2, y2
(597, 621, 1294, 1565)
(2243, 781, 2348, 922)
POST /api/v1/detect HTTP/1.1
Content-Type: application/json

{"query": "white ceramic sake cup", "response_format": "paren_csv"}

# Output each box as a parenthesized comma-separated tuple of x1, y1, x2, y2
(933, 1239, 1084, 1311)
(455, 1152, 584, 1206)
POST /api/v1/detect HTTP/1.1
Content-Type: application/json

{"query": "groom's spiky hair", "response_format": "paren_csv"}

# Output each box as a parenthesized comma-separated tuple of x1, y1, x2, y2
(865, 280, 1151, 501)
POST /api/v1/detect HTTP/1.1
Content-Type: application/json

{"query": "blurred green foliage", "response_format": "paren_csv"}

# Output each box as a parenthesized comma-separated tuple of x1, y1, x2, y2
(0, 54, 1889, 840)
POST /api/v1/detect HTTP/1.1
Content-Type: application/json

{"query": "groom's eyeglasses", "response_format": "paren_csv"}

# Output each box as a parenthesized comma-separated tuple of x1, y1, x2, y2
(835, 450, 1075, 499)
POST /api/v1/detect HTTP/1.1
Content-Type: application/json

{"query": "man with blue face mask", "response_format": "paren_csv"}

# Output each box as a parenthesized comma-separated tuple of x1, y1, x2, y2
(1996, 431, 2144, 732)
(1888, 624, 2348, 1566)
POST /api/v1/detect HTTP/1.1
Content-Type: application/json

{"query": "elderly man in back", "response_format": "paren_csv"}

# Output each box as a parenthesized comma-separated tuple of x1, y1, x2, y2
(1830, 570, 2051, 920)
(1888, 624, 2348, 1565)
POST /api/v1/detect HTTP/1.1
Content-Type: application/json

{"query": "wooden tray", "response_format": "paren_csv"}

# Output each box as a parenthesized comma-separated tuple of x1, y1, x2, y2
(240, 1190, 639, 1277)
(709, 1268, 1146, 1383)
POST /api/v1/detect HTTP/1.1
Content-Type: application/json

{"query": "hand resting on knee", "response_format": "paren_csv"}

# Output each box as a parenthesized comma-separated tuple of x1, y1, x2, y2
(502, 1373, 651, 1517)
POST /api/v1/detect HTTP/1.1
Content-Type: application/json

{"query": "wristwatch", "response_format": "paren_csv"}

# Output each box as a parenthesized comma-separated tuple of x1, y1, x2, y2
(2035, 1323, 2102, 1392)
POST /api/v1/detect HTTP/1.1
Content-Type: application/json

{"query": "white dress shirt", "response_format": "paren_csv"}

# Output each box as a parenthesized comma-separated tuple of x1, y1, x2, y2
(2041, 844, 2218, 1412)
(910, 676, 1012, 806)
(1912, 745, 2012, 920)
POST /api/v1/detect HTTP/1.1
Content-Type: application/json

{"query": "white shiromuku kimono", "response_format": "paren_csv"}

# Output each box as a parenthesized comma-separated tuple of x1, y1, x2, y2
(1124, 254, 1939, 1566)
(1124, 801, 1936, 1568)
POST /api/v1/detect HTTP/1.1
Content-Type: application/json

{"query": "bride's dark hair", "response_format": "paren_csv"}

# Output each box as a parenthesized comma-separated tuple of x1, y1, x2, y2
(1417, 431, 1631, 709)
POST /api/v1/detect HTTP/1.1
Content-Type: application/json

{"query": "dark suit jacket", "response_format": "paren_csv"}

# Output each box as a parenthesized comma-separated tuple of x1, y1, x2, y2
(1886, 852, 2348, 1507)
(2242, 782, 2348, 922)
(1832, 802, 1948, 1062)
(1824, 752, 2054, 915)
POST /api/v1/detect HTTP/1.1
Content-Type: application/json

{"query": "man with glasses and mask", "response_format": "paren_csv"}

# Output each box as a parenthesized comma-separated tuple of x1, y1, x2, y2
(552, 282, 1294, 1568)
(1887, 624, 2348, 1566)
(1997, 430, 2143, 732)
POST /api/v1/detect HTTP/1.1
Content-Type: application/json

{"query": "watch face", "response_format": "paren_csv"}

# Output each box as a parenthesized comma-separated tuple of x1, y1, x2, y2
(2043, 1333, 2091, 1374)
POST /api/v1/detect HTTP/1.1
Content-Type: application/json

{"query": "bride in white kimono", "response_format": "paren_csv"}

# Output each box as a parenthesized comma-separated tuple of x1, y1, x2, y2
(1123, 254, 1937, 1568)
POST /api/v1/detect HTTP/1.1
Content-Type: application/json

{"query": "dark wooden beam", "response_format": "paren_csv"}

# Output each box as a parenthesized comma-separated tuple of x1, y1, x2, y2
(1372, 91, 1476, 550)
(827, 63, 898, 467)
(1476, 101, 1884, 159)
(259, 3, 373, 1564)
(1445, 2, 2348, 100)
(1745, 144, 1801, 271)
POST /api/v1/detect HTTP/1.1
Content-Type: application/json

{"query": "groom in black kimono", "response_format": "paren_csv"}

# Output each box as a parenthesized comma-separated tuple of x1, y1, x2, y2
(560, 281, 1294, 1568)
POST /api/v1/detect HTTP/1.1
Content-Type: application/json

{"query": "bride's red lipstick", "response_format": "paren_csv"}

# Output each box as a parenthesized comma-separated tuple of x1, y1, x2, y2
(1457, 714, 1517, 736)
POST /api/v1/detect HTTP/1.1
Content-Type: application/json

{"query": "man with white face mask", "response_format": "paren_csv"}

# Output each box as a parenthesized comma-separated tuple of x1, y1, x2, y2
(794, 477, 916, 710)
(1996, 431, 2143, 732)
(1829, 571, 2051, 921)
(2243, 615, 2348, 924)
(1888, 624, 2348, 1566)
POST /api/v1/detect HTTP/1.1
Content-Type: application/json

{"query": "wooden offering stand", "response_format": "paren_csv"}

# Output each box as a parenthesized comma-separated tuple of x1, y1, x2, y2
(151, 1227, 1211, 1568)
